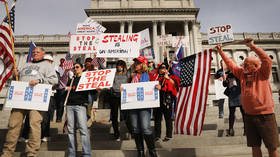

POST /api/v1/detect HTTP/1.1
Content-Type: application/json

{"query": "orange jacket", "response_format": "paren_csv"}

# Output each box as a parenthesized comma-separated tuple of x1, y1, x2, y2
(219, 45, 274, 115)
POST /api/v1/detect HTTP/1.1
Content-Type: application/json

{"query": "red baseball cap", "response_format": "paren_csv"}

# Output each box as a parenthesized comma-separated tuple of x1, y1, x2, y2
(133, 56, 148, 65)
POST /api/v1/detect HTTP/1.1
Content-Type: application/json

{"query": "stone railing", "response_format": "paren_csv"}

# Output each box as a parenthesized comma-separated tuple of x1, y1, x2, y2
(14, 34, 70, 42)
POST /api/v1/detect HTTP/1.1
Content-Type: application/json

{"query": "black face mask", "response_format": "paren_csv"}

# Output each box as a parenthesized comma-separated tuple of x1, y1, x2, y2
(159, 74, 164, 77)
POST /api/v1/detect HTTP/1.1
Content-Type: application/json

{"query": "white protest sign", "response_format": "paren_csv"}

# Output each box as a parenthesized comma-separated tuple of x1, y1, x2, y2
(76, 17, 106, 35)
(207, 24, 234, 45)
(156, 34, 172, 46)
(4, 81, 52, 111)
(76, 69, 116, 91)
(172, 36, 190, 47)
(214, 79, 227, 99)
(142, 48, 154, 60)
(69, 34, 99, 55)
(96, 33, 141, 58)
(121, 81, 160, 110)
(138, 28, 151, 49)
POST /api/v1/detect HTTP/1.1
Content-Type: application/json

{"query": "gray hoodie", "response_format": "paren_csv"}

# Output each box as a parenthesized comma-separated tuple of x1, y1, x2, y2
(19, 60, 58, 85)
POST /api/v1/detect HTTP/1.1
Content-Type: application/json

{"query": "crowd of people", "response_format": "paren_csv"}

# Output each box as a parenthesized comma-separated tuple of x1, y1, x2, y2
(0, 38, 279, 157)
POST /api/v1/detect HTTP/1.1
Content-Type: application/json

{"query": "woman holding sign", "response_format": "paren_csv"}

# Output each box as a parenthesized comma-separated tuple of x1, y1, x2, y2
(127, 56, 159, 157)
(66, 63, 91, 157)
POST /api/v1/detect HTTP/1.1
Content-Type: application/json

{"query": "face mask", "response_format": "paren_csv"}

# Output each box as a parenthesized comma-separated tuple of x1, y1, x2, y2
(117, 68, 123, 72)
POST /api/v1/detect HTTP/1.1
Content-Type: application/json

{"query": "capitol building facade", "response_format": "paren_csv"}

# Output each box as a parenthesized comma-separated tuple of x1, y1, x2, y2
(1, 0, 280, 105)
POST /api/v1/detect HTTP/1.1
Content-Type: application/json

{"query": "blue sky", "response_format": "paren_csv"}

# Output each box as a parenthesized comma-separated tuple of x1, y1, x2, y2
(0, 0, 279, 35)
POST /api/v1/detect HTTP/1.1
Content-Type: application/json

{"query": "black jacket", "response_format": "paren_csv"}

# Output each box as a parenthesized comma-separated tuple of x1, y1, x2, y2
(66, 76, 89, 106)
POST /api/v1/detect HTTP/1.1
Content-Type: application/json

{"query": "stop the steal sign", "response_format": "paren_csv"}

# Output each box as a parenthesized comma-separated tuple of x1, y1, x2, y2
(207, 24, 234, 45)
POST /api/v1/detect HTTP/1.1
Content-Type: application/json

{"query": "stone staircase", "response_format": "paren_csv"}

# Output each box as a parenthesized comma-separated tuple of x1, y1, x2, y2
(0, 103, 280, 157)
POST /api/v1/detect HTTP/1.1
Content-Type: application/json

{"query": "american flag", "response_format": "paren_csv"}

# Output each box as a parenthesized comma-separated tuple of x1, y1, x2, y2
(91, 57, 105, 69)
(0, 3, 15, 92)
(175, 49, 212, 136)
(61, 52, 73, 70)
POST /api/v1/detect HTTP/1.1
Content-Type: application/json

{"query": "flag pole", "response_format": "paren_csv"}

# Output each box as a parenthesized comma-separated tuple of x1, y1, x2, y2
(212, 38, 253, 50)
(4, 0, 18, 81)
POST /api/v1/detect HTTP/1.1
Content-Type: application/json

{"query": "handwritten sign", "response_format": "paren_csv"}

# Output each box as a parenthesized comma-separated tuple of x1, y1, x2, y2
(76, 17, 106, 35)
(4, 81, 52, 111)
(69, 34, 99, 55)
(96, 33, 141, 58)
(138, 28, 151, 49)
(142, 48, 155, 60)
(121, 81, 160, 110)
(172, 36, 190, 47)
(157, 34, 172, 46)
(208, 24, 234, 45)
(76, 69, 116, 91)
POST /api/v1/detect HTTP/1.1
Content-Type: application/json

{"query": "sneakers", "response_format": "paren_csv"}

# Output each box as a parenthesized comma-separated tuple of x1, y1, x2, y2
(41, 137, 50, 142)
(18, 137, 28, 143)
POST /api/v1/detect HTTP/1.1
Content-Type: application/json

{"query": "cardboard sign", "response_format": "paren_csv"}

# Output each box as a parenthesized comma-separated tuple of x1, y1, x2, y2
(96, 33, 141, 58)
(172, 36, 190, 48)
(76, 17, 106, 35)
(69, 34, 99, 55)
(4, 81, 52, 111)
(208, 24, 234, 45)
(138, 28, 151, 49)
(142, 48, 155, 60)
(121, 81, 160, 110)
(76, 69, 116, 91)
(214, 79, 227, 99)
(157, 34, 172, 46)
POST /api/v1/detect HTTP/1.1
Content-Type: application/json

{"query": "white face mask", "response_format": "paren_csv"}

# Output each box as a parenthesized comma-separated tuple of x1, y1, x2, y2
(117, 67, 123, 72)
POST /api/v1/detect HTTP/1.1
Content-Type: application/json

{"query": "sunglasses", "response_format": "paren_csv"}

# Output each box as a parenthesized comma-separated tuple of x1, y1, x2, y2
(74, 66, 81, 69)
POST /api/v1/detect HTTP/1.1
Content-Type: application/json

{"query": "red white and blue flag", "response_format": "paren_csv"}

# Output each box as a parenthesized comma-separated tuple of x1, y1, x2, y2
(61, 52, 73, 70)
(0, 3, 15, 92)
(175, 49, 212, 136)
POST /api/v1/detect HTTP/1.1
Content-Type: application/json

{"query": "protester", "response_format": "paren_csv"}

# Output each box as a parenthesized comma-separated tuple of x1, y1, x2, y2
(41, 55, 57, 142)
(1, 47, 58, 157)
(216, 39, 279, 157)
(223, 66, 245, 136)
(108, 60, 132, 141)
(154, 63, 179, 142)
(66, 62, 91, 157)
(124, 56, 159, 157)
(148, 60, 157, 75)
(215, 60, 227, 119)
(54, 58, 73, 122)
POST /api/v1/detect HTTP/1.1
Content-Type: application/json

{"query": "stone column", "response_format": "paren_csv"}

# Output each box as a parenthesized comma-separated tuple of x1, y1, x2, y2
(128, 21, 133, 33)
(18, 52, 25, 67)
(120, 21, 125, 33)
(153, 21, 160, 63)
(276, 49, 280, 78)
(160, 21, 166, 62)
(184, 20, 191, 57)
(191, 21, 199, 53)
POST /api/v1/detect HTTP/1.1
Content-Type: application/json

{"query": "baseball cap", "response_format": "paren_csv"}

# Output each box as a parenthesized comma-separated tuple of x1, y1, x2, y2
(133, 56, 148, 65)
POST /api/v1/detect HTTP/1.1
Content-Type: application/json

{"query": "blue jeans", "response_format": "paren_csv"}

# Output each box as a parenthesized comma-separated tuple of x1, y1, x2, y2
(66, 105, 91, 157)
(130, 109, 152, 135)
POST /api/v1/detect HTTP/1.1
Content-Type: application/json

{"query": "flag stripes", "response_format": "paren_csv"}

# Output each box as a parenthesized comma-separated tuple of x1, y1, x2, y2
(0, 22, 14, 91)
(175, 49, 212, 136)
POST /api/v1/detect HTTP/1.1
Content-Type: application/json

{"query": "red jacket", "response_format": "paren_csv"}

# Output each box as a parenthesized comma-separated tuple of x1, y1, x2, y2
(156, 74, 180, 97)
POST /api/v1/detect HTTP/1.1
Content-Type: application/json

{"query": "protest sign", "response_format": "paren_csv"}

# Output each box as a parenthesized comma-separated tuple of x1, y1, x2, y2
(69, 34, 99, 55)
(76, 17, 106, 35)
(214, 79, 227, 99)
(4, 81, 52, 111)
(142, 48, 155, 60)
(172, 36, 190, 47)
(121, 81, 160, 110)
(208, 24, 234, 45)
(96, 33, 141, 58)
(156, 34, 172, 46)
(138, 28, 151, 49)
(76, 69, 116, 91)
